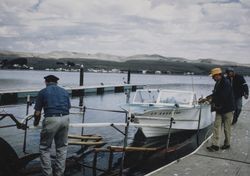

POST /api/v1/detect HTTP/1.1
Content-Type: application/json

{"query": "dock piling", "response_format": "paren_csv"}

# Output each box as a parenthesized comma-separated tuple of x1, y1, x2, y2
(79, 65, 84, 86)
(127, 70, 131, 84)
(79, 65, 84, 106)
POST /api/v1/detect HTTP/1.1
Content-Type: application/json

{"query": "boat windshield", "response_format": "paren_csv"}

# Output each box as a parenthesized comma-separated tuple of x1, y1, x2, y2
(133, 89, 159, 104)
(158, 90, 193, 105)
(132, 89, 194, 106)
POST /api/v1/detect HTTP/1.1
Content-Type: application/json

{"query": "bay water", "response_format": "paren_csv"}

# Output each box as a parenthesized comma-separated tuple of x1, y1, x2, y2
(0, 70, 249, 175)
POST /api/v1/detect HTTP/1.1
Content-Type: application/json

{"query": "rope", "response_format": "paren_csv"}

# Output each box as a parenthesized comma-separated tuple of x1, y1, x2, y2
(71, 105, 126, 113)
(194, 153, 250, 165)
(0, 114, 28, 130)
(0, 124, 17, 129)
(85, 107, 126, 114)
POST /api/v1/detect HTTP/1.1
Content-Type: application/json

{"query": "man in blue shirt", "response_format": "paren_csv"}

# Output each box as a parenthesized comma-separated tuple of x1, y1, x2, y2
(34, 75, 71, 176)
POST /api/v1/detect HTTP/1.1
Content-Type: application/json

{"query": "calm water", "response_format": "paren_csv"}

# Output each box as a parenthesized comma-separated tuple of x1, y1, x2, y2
(0, 70, 214, 91)
(0, 70, 249, 175)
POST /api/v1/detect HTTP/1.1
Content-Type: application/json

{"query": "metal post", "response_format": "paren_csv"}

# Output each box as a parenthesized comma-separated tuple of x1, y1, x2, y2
(93, 150, 97, 176)
(26, 95, 30, 115)
(23, 95, 30, 153)
(81, 106, 86, 137)
(196, 105, 202, 146)
(166, 117, 174, 150)
(108, 150, 114, 172)
(119, 112, 130, 176)
(166, 108, 176, 154)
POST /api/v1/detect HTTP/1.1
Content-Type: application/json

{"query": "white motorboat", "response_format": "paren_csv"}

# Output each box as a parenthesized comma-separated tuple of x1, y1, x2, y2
(125, 89, 214, 138)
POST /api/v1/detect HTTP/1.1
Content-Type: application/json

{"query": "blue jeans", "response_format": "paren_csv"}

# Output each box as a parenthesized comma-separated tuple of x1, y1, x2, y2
(40, 115, 69, 176)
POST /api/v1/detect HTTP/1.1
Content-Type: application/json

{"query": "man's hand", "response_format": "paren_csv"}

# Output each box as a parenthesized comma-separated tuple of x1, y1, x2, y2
(33, 111, 41, 126)
(198, 98, 207, 104)
(198, 95, 212, 104)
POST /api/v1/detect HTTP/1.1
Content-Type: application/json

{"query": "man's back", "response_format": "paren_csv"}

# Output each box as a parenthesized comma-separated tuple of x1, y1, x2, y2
(35, 83, 71, 117)
(230, 73, 248, 98)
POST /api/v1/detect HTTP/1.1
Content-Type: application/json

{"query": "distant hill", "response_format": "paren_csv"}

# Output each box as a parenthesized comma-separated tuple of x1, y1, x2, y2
(0, 50, 250, 75)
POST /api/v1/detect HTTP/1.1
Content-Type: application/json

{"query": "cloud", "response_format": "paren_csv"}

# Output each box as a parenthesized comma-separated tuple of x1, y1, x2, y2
(0, 0, 249, 63)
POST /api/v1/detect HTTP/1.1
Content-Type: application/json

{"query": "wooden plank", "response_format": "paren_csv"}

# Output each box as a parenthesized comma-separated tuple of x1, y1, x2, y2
(94, 148, 110, 152)
(68, 134, 102, 140)
(68, 141, 105, 146)
(108, 146, 159, 152)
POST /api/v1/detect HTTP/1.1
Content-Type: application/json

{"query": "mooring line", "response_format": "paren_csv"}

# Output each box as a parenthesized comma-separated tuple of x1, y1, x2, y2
(144, 134, 213, 176)
(71, 106, 126, 113)
(194, 153, 250, 165)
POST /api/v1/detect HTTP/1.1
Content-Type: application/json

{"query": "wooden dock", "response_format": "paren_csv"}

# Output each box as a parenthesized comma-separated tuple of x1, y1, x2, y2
(146, 100, 250, 176)
(0, 84, 144, 105)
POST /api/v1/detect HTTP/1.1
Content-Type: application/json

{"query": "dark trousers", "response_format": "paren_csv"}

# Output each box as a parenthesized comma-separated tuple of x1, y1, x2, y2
(233, 97, 242, 123)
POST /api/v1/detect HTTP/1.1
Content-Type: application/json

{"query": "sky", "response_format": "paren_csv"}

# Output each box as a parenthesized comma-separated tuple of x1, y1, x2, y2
(0, 0, 250, 63)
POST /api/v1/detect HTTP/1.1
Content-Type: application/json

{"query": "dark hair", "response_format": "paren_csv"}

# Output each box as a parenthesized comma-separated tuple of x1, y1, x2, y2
(225, 67, 234, 74)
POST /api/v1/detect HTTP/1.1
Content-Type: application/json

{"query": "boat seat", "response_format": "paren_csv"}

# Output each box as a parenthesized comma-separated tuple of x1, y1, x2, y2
(68, 134, 105, 146)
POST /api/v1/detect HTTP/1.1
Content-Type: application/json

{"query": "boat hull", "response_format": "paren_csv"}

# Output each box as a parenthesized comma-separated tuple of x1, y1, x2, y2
(133, 104, 214, 138)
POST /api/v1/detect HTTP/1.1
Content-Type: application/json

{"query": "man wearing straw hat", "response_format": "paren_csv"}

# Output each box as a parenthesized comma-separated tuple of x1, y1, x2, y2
(33, 75, 71, 176)
(206, 68, 235, 151)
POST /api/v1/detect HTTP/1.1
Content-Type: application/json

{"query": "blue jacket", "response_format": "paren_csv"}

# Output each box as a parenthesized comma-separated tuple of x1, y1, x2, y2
(34, 83, 71, 117)
(211, 76, 235, 114)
